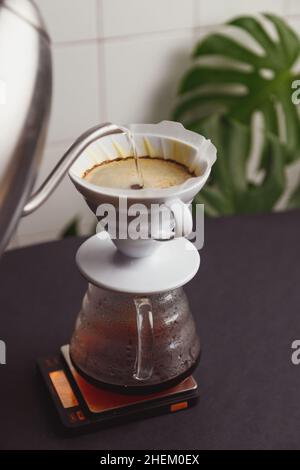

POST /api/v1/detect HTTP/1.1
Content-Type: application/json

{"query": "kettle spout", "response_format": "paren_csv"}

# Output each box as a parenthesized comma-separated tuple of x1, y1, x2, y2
(22, 123, 124, 217)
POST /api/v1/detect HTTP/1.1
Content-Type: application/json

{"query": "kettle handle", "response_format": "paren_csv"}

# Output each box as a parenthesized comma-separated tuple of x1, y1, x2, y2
(133, 298, 154, 381)
(22, 123, 124, 216)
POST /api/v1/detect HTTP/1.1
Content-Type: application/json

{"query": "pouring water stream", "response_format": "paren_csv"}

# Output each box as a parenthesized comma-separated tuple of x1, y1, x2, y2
(121, 127, 145, 190)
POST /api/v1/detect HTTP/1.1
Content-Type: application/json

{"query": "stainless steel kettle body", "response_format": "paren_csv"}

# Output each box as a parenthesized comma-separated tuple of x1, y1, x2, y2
(0, 0, 52, 255)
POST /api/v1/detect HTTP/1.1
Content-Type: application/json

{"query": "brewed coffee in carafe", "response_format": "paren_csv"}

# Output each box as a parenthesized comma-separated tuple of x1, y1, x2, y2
(70, 284, 200, 393)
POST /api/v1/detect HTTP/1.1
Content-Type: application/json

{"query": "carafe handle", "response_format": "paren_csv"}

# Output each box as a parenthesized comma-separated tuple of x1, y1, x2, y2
(133, 298, 154, 381)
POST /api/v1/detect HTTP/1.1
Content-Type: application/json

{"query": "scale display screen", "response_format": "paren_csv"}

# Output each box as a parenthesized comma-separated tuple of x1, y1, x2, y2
(49, 370, 79, 409)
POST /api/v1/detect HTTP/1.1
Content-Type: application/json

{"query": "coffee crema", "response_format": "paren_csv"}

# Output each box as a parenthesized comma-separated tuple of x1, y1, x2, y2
(83, 157, 194, 190)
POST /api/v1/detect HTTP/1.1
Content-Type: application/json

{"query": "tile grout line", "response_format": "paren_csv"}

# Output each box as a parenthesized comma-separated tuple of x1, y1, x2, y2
(49, 15, 300, 49)
(43, 138, 74, 149)
(285, 13, 300, 20)
(52, 26, 202, 48)
(193, 0, 198, 30)
(96, 0, 108, 121)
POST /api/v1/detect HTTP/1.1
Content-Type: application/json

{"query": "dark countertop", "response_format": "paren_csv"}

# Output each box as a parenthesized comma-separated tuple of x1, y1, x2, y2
(1, 210, 300, 450)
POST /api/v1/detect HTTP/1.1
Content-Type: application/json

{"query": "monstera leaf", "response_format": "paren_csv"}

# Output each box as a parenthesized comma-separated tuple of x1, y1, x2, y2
(61, 218, 80, 238)
(193, 115, 286, 216)
(174, 14, 300, 163)
(174, 13, 300, 215)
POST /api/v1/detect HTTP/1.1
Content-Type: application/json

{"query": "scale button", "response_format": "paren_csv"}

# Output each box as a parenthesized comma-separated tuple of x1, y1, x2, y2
(170, 401, 188, 413)
(69, 412, 77, 423)
(76, 410, 86, 421)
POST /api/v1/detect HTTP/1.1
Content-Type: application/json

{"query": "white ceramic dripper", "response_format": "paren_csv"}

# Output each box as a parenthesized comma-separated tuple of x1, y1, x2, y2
(69, 121, 217, 258)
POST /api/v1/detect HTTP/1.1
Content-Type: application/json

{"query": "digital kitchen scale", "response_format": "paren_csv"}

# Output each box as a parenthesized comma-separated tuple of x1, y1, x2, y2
(38, 346, 199, 435)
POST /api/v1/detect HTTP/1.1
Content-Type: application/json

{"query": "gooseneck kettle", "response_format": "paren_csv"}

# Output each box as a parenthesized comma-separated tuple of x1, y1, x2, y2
(0, 0, 124, 257)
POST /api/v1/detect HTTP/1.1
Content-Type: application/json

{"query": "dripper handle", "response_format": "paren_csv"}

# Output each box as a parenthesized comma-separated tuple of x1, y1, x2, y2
(133, 298, 154, 381)
(165, 199, 193, 238)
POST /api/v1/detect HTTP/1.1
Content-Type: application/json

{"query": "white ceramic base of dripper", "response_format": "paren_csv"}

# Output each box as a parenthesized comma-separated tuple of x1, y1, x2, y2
(76, 233, 200, 295)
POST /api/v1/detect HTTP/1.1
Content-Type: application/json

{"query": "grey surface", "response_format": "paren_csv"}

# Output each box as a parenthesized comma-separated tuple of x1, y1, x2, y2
(0, 210, 300, 449)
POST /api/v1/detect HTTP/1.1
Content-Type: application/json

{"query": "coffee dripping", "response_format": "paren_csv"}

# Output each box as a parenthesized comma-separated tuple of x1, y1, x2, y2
(67, 121, 217, 394)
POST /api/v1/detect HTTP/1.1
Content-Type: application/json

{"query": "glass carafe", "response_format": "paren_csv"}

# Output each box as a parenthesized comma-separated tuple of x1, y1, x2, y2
(70, 284, 200, 394)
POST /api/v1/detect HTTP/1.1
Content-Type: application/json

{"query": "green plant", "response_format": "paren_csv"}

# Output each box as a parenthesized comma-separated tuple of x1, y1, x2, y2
(193, 115, 286, 215)
(61, 217, 80, 238)
(61, 217, 98, 239)
(174, 14, 300, 215)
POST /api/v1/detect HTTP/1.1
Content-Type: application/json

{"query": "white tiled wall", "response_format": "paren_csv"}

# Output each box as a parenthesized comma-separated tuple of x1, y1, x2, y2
(195, 0, 285, 27)
(103, 31, 194, 124)
(287, 0, 300, 16)
(10, 0, 299, 249)
(48, 43, 103, 144)
(101, 0, 195, 37)
(35, 0, 99, 43)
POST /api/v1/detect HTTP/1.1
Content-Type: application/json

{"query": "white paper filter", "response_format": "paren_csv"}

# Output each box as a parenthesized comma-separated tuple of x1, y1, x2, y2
(70, 121, 217, 188)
